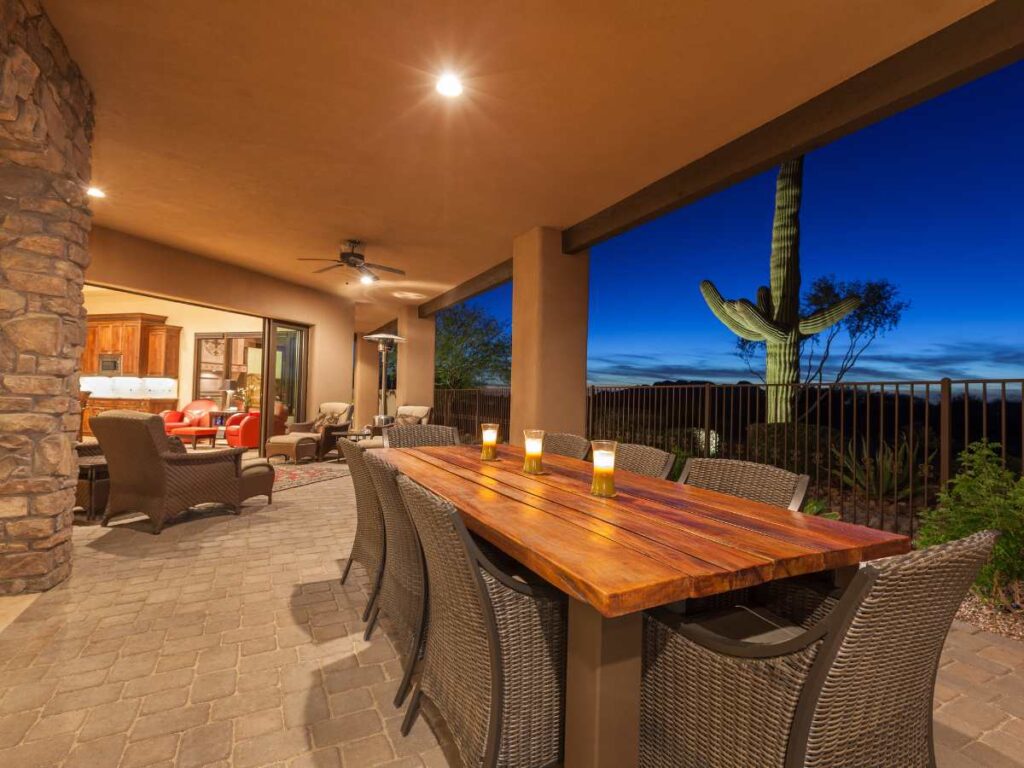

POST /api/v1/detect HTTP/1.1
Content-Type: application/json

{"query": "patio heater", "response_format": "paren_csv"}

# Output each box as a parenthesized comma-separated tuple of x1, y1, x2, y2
(363, 332, 404, 422)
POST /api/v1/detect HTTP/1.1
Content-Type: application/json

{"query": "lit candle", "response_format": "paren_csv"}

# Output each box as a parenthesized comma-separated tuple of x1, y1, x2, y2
(590, 440, 617, 498)
(523, 429, 545, 474)
(481, 423, 499, 461)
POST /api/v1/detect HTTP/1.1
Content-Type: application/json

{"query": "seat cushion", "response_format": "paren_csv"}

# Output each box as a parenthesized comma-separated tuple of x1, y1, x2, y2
(683, 605, 803, 644)
(170, 427, 218, 437)
(267, 432, 318, 446)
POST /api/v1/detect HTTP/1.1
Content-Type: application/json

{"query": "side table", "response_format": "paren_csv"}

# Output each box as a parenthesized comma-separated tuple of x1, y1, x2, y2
(77, 455, 109, 522)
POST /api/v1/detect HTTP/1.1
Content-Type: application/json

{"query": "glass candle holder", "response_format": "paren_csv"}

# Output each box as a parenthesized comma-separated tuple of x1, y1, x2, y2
(480, 423, 499, 461)
(523, 429, 545, 474)
(590, 440, 618, 497)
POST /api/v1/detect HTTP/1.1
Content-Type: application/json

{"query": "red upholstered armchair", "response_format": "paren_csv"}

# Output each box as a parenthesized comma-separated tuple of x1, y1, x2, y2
(225, 410, 261, 449)
(159, 399, 218, 435)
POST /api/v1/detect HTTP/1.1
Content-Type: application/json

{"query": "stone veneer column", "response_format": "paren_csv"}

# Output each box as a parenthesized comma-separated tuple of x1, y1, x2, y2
(0, 0, 94, 593)
(510, 226, 589, 445)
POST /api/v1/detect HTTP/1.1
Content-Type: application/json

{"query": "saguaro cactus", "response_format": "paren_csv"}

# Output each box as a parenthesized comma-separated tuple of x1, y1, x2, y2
(700, 157, 859, 422)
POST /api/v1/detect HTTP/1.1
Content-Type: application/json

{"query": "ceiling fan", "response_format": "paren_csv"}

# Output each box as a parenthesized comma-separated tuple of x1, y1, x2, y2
(298, 240, 405, 284)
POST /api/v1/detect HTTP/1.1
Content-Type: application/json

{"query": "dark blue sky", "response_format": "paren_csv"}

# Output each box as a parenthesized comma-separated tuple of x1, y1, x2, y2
(466, 60, 1024, 385)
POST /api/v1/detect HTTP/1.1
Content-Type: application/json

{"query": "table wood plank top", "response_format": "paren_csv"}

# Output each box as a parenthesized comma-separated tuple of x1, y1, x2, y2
(377, 444, 910, 617)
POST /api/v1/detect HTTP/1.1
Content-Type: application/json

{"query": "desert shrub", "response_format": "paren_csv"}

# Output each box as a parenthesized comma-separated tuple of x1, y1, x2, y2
(831, 434, 936, 501)
(666, 446, 692, 482)
(916, 441, 1024, 610)
(802, 497, 839, 519)
(745, 423, 841, 476)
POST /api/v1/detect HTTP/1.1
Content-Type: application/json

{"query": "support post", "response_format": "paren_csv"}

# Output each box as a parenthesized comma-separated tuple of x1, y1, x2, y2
(353, 335, 379, 428)
(939, 377, 952, 488)
(509, 227, 589, 445)
(396, 305, 435, 411)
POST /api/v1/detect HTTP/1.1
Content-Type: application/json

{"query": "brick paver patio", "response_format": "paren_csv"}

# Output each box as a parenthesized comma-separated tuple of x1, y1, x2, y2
(0, 473, 1021, 767)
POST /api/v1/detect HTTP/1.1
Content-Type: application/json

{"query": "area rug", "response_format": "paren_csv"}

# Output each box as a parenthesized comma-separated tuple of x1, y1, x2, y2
(272, 462, 350, 492)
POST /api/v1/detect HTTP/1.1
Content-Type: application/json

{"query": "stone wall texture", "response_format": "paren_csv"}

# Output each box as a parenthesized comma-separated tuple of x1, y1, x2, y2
(0, 0, 93, 593)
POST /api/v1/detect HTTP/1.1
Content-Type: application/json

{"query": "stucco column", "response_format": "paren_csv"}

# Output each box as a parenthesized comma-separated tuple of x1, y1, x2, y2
(395, 305, 435, 409)
(352, 333, 379, 427)
(510, 227, 589, 445)
(0, 1, 94, 593)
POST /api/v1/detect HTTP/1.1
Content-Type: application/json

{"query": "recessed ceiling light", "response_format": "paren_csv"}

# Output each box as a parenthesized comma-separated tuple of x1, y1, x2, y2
(86, 187, 106, 198)
(436, 72, 463, 98)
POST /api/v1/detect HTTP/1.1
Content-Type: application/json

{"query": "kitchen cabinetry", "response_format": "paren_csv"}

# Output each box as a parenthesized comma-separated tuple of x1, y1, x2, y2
(81, 398, 177, 437)
(145, 325, 181, 377)
(80, 314, 181, 377)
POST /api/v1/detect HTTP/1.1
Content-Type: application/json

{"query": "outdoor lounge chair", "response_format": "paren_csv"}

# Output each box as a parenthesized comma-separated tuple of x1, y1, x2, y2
(337, 439, 386, 625)
(90, 411, 274, 534)
(397, 476, 567, 767)
(270, 401, 353, 461)
(678, 457, 810, 511)
(383, 423, 459, 448)
(363, 451, 428, 706)
(639, 530, 999, 768)
(542, 432, 590, 460)
(616, 442, 675, 479)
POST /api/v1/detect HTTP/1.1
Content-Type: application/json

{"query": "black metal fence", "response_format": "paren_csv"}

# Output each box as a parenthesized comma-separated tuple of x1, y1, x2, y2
(434, 379, 1024, 535)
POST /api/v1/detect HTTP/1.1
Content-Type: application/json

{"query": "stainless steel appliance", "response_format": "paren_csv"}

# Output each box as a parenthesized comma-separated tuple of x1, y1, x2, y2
(97, 353, 122, 376)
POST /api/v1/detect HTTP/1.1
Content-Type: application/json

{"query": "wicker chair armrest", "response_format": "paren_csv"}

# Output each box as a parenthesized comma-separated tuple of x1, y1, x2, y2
(287, 421, 316, 433)
(648, 605, 827, 659)
(470, 535, 562, 600)
(161, 447, 245, 467)
(166, 435, 187, 454)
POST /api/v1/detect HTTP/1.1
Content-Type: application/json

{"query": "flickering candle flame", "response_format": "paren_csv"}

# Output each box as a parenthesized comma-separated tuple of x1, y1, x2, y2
(523, 429, 545, 474)
(590, 440, 617, 497)
(481, 423, 499, 461)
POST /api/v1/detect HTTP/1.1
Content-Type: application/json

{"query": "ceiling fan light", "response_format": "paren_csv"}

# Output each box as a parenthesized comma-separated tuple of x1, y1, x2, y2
(359, 273, 375, 285)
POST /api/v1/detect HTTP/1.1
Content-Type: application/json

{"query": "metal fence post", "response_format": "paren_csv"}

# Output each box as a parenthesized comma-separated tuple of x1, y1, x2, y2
(939, 377, 952, 488)
(702, 382, 712, 457)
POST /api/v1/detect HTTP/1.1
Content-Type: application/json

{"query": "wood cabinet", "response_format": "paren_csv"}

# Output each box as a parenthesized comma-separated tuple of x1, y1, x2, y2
(80, 314, 181, 378)
(81, 398, 178, 437)
(145, 325, 181, 377)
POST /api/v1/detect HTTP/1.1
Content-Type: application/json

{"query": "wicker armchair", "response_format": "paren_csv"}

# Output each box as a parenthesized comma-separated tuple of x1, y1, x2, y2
(383, 424, 459, 448)
(679, 457, 810, 511)
(286, 401, 354, 460)
(542, 432, 590, 460)
(616, 443, 675, 479)
(90, 411, 274, 534)
(363, 452, 427, 706)
(397, 476, 567, 767)
(640, 530, 999, 768)
(337, 439, 386, 624)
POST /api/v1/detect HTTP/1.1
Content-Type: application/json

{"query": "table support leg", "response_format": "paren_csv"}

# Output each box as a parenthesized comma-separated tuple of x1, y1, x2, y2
(564, 599, 642, 768)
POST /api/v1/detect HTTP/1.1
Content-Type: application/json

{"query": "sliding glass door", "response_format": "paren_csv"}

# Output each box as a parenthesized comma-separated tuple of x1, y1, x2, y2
(260, 320, 309, 451)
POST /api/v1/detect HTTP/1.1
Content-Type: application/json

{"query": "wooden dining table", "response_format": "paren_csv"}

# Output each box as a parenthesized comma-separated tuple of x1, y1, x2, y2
(378, 443, 911, 768)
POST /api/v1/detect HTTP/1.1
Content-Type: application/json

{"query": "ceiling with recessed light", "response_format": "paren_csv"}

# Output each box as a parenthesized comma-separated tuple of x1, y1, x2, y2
(44, 0, 989, 330)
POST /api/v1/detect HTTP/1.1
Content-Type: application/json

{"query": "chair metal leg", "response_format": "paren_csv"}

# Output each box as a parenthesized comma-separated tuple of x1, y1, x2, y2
(340, 558, 354, 585)
(400, 688, 422, 737)
(394, 652, 416, 707)
(363, 606, 380, 641)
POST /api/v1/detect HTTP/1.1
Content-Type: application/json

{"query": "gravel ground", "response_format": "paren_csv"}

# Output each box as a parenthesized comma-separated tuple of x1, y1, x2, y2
(956, 593, 1024, 641)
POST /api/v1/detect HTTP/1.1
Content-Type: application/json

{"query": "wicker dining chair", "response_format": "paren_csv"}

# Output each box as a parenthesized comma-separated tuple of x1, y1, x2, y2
(397, 476, 567, 767)
(616, 443, 675, 479)
(383, 424, 460, 448)
(337, 439, 386, 625)
(542, 432, 590, 460)
(640, 530, 999, 768)
(679, 457, 810, 511)
(363, 451, 428, 706)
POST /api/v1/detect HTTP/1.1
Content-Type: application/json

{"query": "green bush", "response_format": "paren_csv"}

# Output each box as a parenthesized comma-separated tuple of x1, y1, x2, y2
(916, 442, 1024, 610)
